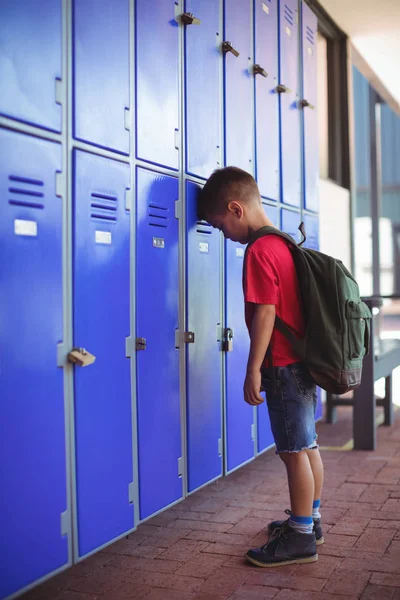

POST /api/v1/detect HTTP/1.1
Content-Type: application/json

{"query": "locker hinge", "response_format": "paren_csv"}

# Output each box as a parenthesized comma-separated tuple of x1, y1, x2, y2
(175, 200, 181, 219)
(136, 337, 147, 351)
(57, 342, 66, 367)
(180, 12, 201, 25)
(183, 331, 195, 344)
(174, 128, 180, 150)
(125, 188, 133, 212)
(178, 457, 183, 477)
(175, 329, 180, 349)
(55, 171, 65, 198)
(125, 336, 135, 357)
(55, 77, 63, 105)
(124, 107, 131, 131)
(251, 424, 256, 441)
(61, 511, 69, 537)
(218, 438, 223, 457)
(128, 482, 135, 504)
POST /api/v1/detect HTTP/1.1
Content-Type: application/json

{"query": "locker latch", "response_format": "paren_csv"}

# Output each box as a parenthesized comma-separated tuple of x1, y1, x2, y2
(276, 84, 291, 93)
(222, 41, 240, 57)
(253, 64, 268, 78)
(222, 328, 234, 352)
(136, 338, 147, 351)
(300, 98, 315, 109)
(68, 348, 96, 367)
(181, 12, 201, 25)
(184, 331, 195, 344)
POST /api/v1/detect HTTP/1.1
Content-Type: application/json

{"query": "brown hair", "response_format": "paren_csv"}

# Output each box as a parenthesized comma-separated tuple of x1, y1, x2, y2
(197, 166, 260, 221)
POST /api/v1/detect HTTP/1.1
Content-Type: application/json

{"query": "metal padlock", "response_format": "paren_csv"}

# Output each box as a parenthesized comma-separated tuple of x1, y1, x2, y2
(222, 328, 234, 352)
(68, 347, 96, 367)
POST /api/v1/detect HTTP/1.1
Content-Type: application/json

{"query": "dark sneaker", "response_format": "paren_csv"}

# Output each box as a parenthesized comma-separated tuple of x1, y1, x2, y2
(268, 509, 324, 546)
(246, 522, 318, 568)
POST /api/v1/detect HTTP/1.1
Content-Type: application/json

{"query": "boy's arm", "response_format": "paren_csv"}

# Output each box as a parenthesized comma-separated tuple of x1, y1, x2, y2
(244, 303, 276, 406)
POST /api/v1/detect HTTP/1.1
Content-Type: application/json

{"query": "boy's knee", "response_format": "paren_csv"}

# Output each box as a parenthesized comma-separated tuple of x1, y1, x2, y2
(279, 450, 307, 465)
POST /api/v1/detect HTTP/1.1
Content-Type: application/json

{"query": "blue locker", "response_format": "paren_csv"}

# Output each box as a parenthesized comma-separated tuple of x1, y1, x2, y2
(0, 1, 62, 132)
(224, 0, 253, 171)
(254, 0, 280, 201)
(257, 203, 278, 453)
(303, 214, 319, 250)
(186, 182, 223, 491)
(73, 0, 130, 155)
(185, 0, 222, 179)
(225, 238, 253, 473)
(301, 2, 318, 212)
(73, 151, 133, 557)
(281, 208, 301, 241)
(136, 168, 182, 519)
(279, 0, 301, 207)
(0, 130, 67, 598)
(136, 1, 179, 170)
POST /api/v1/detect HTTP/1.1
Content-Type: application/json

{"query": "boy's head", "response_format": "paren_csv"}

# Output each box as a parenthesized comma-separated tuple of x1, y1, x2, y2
(197, 166, 262, 244)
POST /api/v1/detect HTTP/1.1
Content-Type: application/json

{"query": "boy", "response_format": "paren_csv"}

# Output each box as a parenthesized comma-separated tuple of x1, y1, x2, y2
(197, 166, 324, 568)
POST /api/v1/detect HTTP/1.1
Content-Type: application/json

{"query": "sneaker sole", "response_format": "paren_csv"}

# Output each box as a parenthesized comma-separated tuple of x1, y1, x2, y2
(245, 553, 318, 568)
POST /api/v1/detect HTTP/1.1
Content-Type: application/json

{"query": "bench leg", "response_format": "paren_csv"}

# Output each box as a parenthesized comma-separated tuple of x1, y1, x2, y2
(383, 374, 394, 426)
(353, 348, 376, 450)
(325, 393, 337, 424)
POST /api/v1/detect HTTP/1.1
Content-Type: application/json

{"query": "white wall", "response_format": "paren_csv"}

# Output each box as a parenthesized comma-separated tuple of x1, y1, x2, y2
(318, 178, 352, 270)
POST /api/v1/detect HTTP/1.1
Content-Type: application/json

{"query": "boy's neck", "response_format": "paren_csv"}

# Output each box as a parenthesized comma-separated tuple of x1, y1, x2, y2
(247, 210, 277, 237)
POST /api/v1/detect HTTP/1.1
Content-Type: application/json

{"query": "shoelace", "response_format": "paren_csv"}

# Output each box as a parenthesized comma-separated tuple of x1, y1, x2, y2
(261, 520, 290, 550)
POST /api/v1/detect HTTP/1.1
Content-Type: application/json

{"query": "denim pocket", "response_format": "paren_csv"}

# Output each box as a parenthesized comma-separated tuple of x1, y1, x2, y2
(291, 365, 315, 400)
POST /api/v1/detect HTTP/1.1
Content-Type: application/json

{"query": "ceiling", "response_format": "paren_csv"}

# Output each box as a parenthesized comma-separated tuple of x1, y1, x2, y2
(319, 0, 400, 105)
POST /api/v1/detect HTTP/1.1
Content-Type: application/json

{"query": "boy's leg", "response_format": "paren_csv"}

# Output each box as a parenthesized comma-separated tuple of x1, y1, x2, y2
(306, 447, 324, 503)
(279, 451, 314, 517)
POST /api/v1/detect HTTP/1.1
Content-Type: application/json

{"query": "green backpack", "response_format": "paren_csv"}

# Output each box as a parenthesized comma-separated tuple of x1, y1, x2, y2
(247, 224, 372, 395)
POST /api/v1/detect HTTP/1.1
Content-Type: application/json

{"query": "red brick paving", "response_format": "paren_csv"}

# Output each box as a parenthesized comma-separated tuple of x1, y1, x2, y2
(21, 407, 400, 600)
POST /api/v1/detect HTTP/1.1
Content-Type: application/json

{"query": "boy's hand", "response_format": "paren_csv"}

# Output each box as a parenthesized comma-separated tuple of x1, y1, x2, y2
(244, 371, 264, 406)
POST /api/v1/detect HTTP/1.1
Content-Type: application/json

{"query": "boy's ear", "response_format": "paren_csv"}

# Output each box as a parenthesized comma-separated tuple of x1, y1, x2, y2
(228, 201, 244, 219)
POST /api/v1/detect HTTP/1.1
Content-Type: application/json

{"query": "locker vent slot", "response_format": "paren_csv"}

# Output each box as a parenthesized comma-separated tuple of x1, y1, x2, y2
(306, 26, 315, 45)
(284, 5, 294, 25)
(148, 204, 169, 228)
(8, 175, 45, 209)
(90, 191, 118, 222)
(196, 220, 212, 235)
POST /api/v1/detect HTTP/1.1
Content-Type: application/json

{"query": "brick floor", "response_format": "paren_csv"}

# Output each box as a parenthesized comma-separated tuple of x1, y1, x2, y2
(21, 406, 400, 600)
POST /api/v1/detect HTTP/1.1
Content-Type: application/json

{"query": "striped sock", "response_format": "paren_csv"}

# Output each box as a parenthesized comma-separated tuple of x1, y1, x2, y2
(288, 515, 313, 534)
(312, 499, 321, 520)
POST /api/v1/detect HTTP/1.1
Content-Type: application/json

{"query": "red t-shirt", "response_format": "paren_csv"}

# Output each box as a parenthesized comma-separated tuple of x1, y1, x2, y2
(243, 235, 305, 367)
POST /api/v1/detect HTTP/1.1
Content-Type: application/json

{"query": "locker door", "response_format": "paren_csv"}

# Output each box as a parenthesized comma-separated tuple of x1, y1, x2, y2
(303, 214, 319, 250)
(301, 2, 318, 212)
(279, 0, 301, 207)
(0, 131, 67, 598)
(0, 0, 62, 132)
(136, 168, 182, 520)
(73, 150, 133, 557)
(254, 0, 280, 201)
(225, 239, 253, 473)
(186, 182, 223, 491)
(136, 1, 179, 170)
(281, 208, 301, 241)
(73, 0, 130, 154)
(185, 0, 222, 179)
(257, 203, 279, 453)
(224, 0, 253, 171)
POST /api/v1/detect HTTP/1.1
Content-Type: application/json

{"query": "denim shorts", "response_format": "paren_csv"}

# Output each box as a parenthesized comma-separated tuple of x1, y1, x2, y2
(261, 362, 318, 454)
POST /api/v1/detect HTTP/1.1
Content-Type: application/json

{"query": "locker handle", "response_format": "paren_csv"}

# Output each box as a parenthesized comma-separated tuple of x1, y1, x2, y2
(181, 12, 201, 25)
(253, 64, 268, 78)
(222, 41, 240, 57)
(222, 328, 234, 352)
(276, 84, 291, 93)
(300, 99, 315, 110)
(136, 338, 147, 351)
(68, 348, 96, 367)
